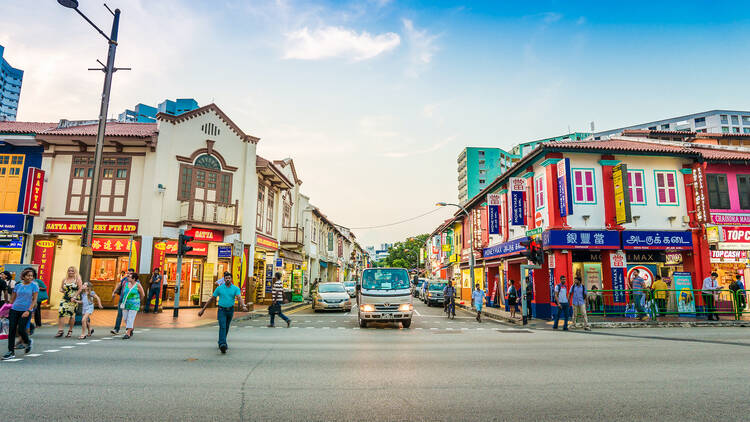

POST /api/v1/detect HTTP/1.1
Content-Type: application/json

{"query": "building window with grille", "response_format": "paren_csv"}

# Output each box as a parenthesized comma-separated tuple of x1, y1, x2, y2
(256, 181, 265, 231)
(282, 193, 291, 228)
(572, 169, 596, 204)
(534, 176, 545, 209)
(67, 155, 131, 215)
(177, 154, 233, 223)
(627, 170, 646, 205)
(0, 154, 25, 212)
(706, 174, 730, 209)
(266, 190, 274, 235)
(654, 170, 679, 206)
(735, 175, 750, 210)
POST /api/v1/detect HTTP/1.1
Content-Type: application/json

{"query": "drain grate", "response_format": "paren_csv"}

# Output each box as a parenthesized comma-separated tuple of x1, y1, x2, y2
(496, 329, 533, 333)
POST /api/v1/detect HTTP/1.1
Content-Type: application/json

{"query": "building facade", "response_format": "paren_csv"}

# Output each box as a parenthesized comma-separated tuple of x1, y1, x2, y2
(118, 98, 199, 123)
(0, 45, 24, 122)
(594, 110, 750, 140)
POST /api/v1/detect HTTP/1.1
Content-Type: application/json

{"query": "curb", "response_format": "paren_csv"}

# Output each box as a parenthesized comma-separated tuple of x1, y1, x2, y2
(456, 302, 522, 325)
(239, 301, 310, 321)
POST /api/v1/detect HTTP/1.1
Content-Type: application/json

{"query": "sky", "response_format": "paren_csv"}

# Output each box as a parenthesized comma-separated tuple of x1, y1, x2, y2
(3, 0, 750, 248)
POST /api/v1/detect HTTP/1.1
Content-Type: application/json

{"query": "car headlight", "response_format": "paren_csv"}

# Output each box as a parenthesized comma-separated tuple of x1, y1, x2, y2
(316, 295, 323, 302)
(360, 304, 375, 312)
(398, 303, 413, 312)
(427, 292, 432, 297)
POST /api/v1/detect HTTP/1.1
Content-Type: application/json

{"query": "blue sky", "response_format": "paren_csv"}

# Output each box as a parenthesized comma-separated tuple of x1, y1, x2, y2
(2, 0, 750, 247)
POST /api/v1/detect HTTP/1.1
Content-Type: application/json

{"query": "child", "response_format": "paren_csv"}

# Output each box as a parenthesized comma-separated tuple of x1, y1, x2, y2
(79, 282, 103, 339)
(0, 303, 10, 340)
(472, 283, 485, 323)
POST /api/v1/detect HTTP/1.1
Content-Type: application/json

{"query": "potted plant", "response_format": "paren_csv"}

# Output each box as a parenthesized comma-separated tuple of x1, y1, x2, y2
(190, 294, 200, 306)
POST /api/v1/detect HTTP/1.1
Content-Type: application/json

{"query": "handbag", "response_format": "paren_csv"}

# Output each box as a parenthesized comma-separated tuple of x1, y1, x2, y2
(268, 302, 281, 315)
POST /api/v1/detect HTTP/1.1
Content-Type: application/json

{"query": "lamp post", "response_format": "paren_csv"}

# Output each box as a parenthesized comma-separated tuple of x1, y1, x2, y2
(58, 1, 123, 285)
(436, 202, 475, 292)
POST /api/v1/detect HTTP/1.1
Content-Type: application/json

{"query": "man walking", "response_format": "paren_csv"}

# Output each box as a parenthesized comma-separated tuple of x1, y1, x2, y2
(144, 268, 163, 313)
(630, 269, 648, 321)
(569, 277, 590, 331)
(471, 283, 485, 322)
(702, 272, 720, 321)
(729, 274, 747, 319)
(268, 272, 291, 328)
(198, 271, 248, 354)
(111, 268, 135, 335)
(524, 276, 533, 320)
(552, 275, 569, 331)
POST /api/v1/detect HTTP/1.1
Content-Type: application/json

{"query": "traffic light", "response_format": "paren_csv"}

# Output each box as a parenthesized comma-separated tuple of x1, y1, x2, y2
(520, 238, 544, 266)
(178, 233, 194, 256)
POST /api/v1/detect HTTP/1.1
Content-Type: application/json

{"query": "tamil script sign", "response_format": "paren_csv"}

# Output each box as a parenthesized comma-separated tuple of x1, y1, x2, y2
(621, 230, 692, 250)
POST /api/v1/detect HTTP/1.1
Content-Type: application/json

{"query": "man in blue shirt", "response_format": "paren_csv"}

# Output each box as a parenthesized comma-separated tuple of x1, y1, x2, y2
(553, 276, 569, 331)
(630, 270, 648, 321)
(199, 272, 248, 354)
(569, 277, 590, 331)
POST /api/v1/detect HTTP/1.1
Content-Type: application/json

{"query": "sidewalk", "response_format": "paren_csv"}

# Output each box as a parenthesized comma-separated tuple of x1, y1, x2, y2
(39, 301, 309, 329)
(456, 302, 750, 329)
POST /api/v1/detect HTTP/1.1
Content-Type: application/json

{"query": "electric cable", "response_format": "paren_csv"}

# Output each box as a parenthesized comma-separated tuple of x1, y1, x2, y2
(346, 207, 447, 230)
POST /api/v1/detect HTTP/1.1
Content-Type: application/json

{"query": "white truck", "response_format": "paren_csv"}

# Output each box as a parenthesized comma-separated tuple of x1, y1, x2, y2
(357, 268, 414, 328)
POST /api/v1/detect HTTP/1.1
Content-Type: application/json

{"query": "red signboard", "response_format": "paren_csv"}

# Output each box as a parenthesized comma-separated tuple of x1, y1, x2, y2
(165, 239, 208, 256)
(185, 228, 224, 242)
(151, 240, 167, 271)
(91, 237, 132, 252)
(44, 219, 138, 234)
(256, 234, 279, 251)
(23, 167, 45, 216)
(721, 227, 750, 242)
(31, 238, 56, 303)
(710, 250, 747, 261)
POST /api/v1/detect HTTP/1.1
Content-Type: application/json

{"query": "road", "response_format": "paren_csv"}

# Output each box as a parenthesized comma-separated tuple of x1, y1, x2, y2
(3, 298, 750, 421)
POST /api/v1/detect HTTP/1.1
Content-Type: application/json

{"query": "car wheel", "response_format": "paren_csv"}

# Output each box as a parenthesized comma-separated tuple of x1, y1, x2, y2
(359, 316, 367, 328)
(402, 319, 411, 328)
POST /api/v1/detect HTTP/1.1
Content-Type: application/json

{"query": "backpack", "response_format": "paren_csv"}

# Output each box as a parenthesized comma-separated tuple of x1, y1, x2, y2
(507, 286, 517, 299)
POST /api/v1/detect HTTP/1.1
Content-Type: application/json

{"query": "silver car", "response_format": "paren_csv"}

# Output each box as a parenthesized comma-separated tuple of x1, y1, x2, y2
(342, 281, 357, 298)
(312, 282, 353, 312)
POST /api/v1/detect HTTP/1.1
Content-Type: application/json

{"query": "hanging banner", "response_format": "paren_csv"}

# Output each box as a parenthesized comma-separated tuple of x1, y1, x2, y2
(201, 262, 215, 303)
(232, 252, 243, 295)
(487, 193, 501, 235)
(613, 163, 632, 224)
(510, 178, 526, 226)
(31, 238, 56, 301)
(557, 159, 570, 218)
(692, 166, 707, 223)
(151, 240, 167, 272)
(23, 167, 45, 216)
(609, 250, 627, 303)
(672, 271, 696, 315)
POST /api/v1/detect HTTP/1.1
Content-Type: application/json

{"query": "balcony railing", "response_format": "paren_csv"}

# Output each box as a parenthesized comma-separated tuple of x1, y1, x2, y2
(281, 226, 304, 247)
(178, 200, 238, 226)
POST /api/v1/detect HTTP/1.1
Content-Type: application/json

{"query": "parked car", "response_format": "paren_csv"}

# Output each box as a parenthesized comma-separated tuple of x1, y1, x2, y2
(343, 281, 357, 297)
(312, 282, 353, 312)
(413, 279, 427, 299)
(425, 282, 447, 306)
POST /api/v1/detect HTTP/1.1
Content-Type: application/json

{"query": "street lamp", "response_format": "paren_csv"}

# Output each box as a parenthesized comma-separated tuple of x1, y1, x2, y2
(436, 202, 475, 292)
(59, 1, 124, 285)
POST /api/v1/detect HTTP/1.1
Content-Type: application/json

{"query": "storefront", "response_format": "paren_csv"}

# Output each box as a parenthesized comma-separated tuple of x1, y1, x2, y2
(621, 230, 692, 286)
(254, 234, 279, 303)
(0, 213, 28, 265)
(712, 226, 750, 289)
(39, 218, 140, 308)
(482, 237, 529, 310)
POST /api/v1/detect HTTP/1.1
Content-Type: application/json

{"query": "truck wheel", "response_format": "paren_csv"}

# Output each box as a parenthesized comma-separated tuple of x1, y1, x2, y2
(359, 317, 367, 328)
(402, 319, 411, 329)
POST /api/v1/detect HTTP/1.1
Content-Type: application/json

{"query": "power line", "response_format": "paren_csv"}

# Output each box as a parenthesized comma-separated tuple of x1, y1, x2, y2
(347, 208, 446, 230)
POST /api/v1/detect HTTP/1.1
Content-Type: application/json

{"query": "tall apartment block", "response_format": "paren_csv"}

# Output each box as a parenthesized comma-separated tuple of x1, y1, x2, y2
(0, 45, 23, 122)
(118, 98, 199, 122)
(593, 110, 750, 139)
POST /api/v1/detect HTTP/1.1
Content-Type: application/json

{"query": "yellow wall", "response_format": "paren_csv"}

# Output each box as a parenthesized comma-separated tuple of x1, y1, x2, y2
(47, 236, 83, 309)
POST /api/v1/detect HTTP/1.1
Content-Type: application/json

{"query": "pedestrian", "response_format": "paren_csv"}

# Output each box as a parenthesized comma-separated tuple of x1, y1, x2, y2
(569, 277, 590, 331)
(553, 275, 570, 331)
(144, 268, 163, 313)
(120, 272, 144, 339)
(629, 269, 648, 321)
(0, 270, 10, 306)
(78, 281, 103, 339)
(524, 276, 533, 319)
(729, 274, 747, 318)
(29, 275, 48, 335)
(268, 272, 291, 328)
(506, 280, 518, 318)
(198, 271, 248, 354)
(110, 269, 134, 335)
(701, 272, 720, 321)
(443, 280, 456, 317)
(472, 283, 485, 322)
(55, 266, 82, 338)
(3, 267, 38, 360)
(651, 275, 668, 317)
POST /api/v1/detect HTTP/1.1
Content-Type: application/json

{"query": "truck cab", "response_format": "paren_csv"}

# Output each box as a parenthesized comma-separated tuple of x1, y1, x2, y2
(357, 268, 413, 328)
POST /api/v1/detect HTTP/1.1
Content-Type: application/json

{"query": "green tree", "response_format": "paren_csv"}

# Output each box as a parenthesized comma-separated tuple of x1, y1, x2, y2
(382, 234, 429, 269)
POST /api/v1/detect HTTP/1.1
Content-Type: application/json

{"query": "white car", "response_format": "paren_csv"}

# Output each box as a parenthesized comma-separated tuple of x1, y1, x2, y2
(312, 282, 353, 312)
(342, 281, 357, 298)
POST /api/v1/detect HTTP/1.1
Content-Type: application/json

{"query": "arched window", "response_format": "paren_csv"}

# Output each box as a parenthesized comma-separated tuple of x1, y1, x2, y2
(195, 154, 221, 170)
(178, 153, 233, 207)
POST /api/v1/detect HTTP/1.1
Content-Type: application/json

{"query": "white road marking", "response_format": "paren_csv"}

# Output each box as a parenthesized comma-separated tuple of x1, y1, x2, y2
(43, 349, 60, 353)
(352, 327, 360, 330)
(306, 327, 315, 329)
(446, 328, 454, 331)
(304, 320, 312, 323)
(476, 328, 485, 330)
(61, 346, 75, 349)
(2, 358, 22, 362)
(430, 328, 438, 330)
(322, 327, 330, 329)
(413, 308, 421, 316)
(142, 329, 151, 331)
(90, 339, 102, 342)
(337, 327, 345, 329)
(25, 354, 42, 357)
(460, 327, 469, 330)
(102, 338, 113, 340)
(415, 328, 423, 330)
(133, 330, 143, 333)
(76, 342, 89, 345)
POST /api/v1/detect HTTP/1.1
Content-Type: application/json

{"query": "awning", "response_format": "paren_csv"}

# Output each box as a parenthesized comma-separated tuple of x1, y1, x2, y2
(280, 248, 303, 262)
(319, 261, 328, 268)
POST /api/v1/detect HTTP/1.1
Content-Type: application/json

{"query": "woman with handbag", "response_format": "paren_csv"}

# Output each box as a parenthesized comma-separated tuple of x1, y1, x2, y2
(120, 273, 145, 340)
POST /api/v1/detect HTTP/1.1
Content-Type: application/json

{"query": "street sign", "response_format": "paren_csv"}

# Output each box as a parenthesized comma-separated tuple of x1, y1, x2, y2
(525, 227, 543, 237)
(232, 240, 243, 257)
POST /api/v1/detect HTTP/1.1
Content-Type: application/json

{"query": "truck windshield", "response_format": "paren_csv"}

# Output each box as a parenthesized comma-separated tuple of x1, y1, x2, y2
(362, 269, 410, 290)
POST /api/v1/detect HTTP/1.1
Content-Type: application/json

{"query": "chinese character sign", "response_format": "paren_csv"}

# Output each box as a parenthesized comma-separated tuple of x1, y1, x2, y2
(557, 158, 573, 218)
(510, 178, 526, 226)
(487, 194, 501, 235)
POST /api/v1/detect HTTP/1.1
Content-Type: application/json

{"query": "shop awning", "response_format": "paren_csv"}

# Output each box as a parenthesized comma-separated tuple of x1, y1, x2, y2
(280, 248, 303, 262)
(320, 261, 328, 268)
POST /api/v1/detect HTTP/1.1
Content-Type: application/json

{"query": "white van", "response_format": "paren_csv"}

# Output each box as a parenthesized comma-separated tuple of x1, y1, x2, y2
(357, 268, 413, 328)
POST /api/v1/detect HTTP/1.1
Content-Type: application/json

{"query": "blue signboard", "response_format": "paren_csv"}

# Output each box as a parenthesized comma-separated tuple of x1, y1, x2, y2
(217, 245, 232, 258)
(611, 267, 626, 303)
(488, 204, 500, 235)
(557, 158, 572, 217)
(0, 213, 25, 232)
(511, 191, 525, 225)
(265, 264, 274, 293)
(0, 239, 23, 249)
(483, 237, 529, 259)
(276, 258, 283, 267)
(542, 230, 620, 250)
(621, 230, 692, 250)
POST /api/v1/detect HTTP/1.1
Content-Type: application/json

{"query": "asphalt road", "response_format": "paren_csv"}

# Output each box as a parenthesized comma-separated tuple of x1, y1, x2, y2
(3, 298, 750, 421)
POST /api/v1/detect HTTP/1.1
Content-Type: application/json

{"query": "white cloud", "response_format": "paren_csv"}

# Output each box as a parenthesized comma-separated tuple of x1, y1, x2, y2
(283, 26, 400, 60)
(576, 16, 587, 25)
(422, 103, 439, 118)
(402, 19, 438, 77)
(542, 12, 563, 24)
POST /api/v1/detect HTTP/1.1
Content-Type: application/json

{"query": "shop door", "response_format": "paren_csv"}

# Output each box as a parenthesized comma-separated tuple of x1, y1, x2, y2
(0, 154, 24, 212)
(193, 168, 218, 221)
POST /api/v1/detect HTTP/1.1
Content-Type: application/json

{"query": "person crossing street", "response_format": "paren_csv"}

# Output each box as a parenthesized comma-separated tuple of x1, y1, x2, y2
(198, 272, 248, 354)
(268, 272, 291, 328)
